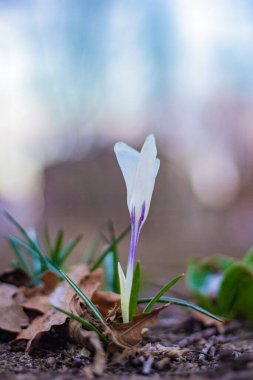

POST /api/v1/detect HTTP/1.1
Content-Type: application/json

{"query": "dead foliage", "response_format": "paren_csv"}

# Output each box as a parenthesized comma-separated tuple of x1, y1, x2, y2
(0, 283, 29, 333)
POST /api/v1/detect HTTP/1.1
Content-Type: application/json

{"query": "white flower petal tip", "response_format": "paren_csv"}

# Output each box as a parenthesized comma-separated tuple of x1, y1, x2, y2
(114, 134, 160, 224)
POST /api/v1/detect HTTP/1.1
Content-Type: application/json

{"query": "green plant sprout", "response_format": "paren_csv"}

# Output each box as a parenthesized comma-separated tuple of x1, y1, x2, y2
(86, 220, 130, 294)
(186, 248, 253, 321)
(5, 211, 82, 285)
(5, 212, 221, 345)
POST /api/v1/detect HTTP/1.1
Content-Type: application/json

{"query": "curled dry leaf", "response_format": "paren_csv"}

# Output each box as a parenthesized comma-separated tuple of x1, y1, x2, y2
(16, 265, 104, 353)
(0, 268, 32, 287)
(15, 272, 60, 315)
(69, 320, 106, 377)
(91, 291, 121, 320)
(17, 309, 67, 352)
(0, 283, 28, 333)
(106, 304, 170, 350)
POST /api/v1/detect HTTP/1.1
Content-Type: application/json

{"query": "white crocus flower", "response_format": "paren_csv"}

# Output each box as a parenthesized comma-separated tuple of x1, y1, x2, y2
(114, 134, 160, 322)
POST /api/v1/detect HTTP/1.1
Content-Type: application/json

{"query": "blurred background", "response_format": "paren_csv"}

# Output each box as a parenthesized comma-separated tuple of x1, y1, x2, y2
(1, 0, 253, 285)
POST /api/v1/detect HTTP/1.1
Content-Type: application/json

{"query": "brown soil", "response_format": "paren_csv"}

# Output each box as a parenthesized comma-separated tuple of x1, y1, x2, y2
(0, 311, 253, 380)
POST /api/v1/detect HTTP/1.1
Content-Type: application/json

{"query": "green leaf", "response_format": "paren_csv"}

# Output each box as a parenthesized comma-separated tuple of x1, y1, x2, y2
(138, 297, 222, 322)
(11, 232, 105, 324)
(44, 225, 53, 253)
(118, 262, 129, 323)
(51, 230, 64, 262)
(129, 260, 141, 320)
(186, 256, 234, 297)
(7, 236, 33, 278)
(5, 212, 46, 275)
(52, 305, 107, 342)
(103, 221, 120, 293)
(143, 273, 184, 313)
(57, 234, 82, 267)
(91, 225, 130, 271)
(84, 230, 103, 263)
(218, 263, 253, 321)
(243, 247, 253, 271)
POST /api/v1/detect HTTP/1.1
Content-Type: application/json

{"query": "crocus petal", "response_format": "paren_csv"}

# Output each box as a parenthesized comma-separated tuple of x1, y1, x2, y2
(118, 262, 129, 323)
(129, 134, 160, 223)
(114, 134, 159, 223)
(114, 142, 140, 210)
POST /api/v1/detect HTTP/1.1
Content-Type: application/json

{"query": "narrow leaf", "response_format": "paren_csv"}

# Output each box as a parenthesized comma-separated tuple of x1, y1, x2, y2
(138, 296, 222, 322)
(118, 262, 129, 323)
(52, 305, 107, 342)
(51, 230, 64, 262)
(84, 230, 102, 263)
(143, 274, 184, 313)
(91, 225, 130, 271)
(12, 235, 105, 324)
(129, 260, 141, 320)
(8, 236, 33, 278)
(57, 234, 82, 266)
(44, 225, 52, 253)
(103, 221, 120, 293)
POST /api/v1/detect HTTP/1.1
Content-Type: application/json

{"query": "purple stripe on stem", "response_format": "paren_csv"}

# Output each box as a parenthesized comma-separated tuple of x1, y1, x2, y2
(126, 202, 146, 294)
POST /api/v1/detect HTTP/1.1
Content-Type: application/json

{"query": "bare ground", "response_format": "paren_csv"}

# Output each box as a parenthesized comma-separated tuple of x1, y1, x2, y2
(0, 309, 253, 380)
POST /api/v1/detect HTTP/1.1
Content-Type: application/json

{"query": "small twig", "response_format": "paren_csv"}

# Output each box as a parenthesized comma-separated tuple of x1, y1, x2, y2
(177, 327, 217, 348)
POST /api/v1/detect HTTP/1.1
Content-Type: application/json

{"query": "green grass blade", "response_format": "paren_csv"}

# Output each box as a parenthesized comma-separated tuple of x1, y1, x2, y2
(55, 267, 104, 323)
(13, 236, 105, 324)
(103, 221, 120, 293)
(5, 212, 38, 249)
(44, 225, 52, 254)
(143, 274, 184, 313)
(57, 234, 83, 267)
(138, 296, 222, 322)
(91, 225, 130, 271)
(7, 236, 33, 278)
(84, 230, 102, 263)
(129, 260, 141, 320)
(52, 305, 107, 342)
(51, 230, 64, 262)
(5, 212, 46, 273)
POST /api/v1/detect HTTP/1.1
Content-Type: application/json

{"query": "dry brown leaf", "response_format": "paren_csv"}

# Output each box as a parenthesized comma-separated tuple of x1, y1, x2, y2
(0, 268, 32, 287)
(16, 265, 104, 352)
(13, 272, 59, 315)
(21, 295, 51, 315)
(17, 309, 67, 352)
(0, 283, 28, 333)
(69, 320, 106, 377)
(107, 304, 170, 350)
(79, 268, 104, 298)
(91, 291, 120, 319)
(49, 264, 91, 308)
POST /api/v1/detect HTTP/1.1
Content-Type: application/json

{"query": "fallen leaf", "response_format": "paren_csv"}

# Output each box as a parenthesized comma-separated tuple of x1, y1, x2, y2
(0, 283, 28, 333)
(107, 304, 170, 350)
(17, 309, 67, 352)
(21, 295, 51, 315)
(49, 264, 92, 308)
(69, 320, 106, 377)
(16, 265, 104, 352)
(91, 291, 120, 319)
(0, 268, 32, 287)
